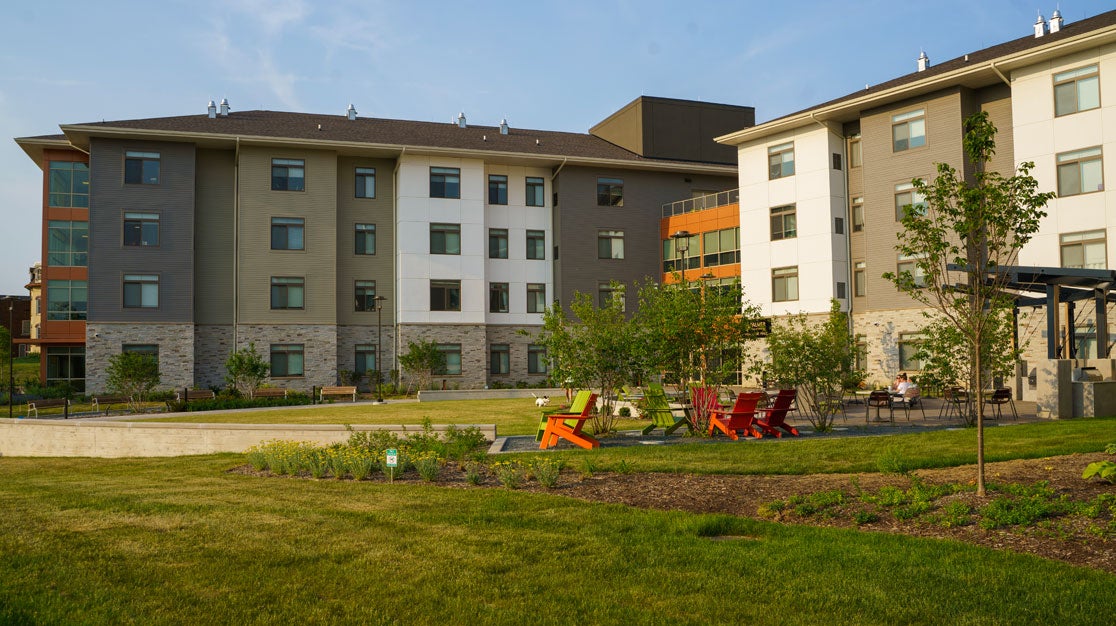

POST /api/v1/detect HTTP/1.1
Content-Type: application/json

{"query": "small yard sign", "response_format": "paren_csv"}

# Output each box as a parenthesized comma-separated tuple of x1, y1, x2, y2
(386, 449, 398, 467)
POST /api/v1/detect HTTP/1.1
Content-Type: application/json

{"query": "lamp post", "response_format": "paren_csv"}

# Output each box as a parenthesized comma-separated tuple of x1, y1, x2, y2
(671, 230, 691, 286)
(8, 302, 13, 419)
(373, 295, 387, 403)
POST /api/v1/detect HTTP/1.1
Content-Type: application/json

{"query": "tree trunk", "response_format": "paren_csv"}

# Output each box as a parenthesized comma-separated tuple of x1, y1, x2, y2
(975, 341, 986, 497)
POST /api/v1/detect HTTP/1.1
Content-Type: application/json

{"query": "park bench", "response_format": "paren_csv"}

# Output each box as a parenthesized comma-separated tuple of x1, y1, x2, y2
(253, 388, 289, 398)
(27, 398, 69, 419)
(319, 386, 357, 402)
(92, 395, 132, 415)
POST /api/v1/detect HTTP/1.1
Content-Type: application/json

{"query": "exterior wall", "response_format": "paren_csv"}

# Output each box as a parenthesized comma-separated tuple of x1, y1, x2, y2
(589, 96, 755, 164)
(39, 148, 88, 355)
(85, 322, 194, 392)
(194, 149, 235, 325)
(850, 309, 935, 386)
(398, 323, 486, 389)
(483, 164, 553, 327)
(485, 324, 547, 385)
(194, 324, 233, 389)
(237, 323, 337, 389)
(337, 323, 397, 385)
(336, 156, 395, 328)
(659, 200, 740, 284)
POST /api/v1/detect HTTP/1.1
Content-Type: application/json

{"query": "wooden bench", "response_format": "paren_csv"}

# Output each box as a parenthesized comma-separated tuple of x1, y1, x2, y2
(27, 398, 69, 419)
(92, 395, 132, 414)
(175, 389, 216, 402)
(253, 388, 288, 398)
(319, 386, 357, 402)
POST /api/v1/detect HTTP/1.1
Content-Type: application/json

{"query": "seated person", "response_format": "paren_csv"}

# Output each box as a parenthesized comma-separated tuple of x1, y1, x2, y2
(892, 373, 912, 395)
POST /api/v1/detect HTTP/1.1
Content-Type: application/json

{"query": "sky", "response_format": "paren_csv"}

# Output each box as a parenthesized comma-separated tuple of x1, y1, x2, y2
(0, 0, 1112, 294)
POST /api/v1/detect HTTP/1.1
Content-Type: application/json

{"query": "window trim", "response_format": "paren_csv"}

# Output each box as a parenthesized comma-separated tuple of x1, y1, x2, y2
(596, 177, 624, 207)
(848, 136, 862, 168)
(891, 109, 926, 152)
(435, 343, 462, 376)
(1053, 64, 1101, 117)
(894, 182, 927, 221)
(489, 282, 510, 313)
(897, 253, 928, 288)
(124, 150, 161, 185)
(526, 230, 546, 260)
(488, 174, 508, 205)
(768, 142, 795, 180)
(123, 212, 160, 248)
(430, 223, 462, 255)
(526, 176, 545, 207)
(271, 217, 306, 251)
(489, 228, 509, 259)
(772, 266, 799, 302)
(851, 196, 864, 232)
(270, 276, 306, 310)
(1056, 146, 1104, 197)
(45, 279, 87, 321)
(527, 283, 546, 314)
(122, 273, 159, 309)
(47, 220, 89, 267)
(490, 343, 510, 375)
(355, 167, 376, 199)
(597, 229, 625, 260)
(270, 343, 305, 378)
(271, 158, 306, 192)
(770, 204, 797, 241)
(355, 344, 377, 375)
(48, 161, 89, 208)
(1060, 229, 1107, 269)
(430, 279, 462, 312)
(354, 223, 376, 256)
(854, 261, 866, 297)
(898, 332, 926, 371)
(430, 166, 461, 199)
(528, 344, 547, 374)
(354, 280, 378, 312)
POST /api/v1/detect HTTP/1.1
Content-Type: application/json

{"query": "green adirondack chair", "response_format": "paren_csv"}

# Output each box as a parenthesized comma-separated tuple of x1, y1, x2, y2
(641, 383, 692, 436)
(536, 390, 594, 442)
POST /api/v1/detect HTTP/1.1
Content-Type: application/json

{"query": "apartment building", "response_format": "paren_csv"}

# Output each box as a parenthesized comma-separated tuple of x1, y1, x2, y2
(717, 9, 1116, 386)
(15, 97, 748, 392)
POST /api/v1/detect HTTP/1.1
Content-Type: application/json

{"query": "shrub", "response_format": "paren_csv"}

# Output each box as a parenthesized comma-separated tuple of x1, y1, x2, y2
(853, 511, 879, 525)
(491, 461, 527, 489)
(530, 458, 563, 489)
(413, 451, 443, 482)
(618, 406, 632, 417)
(876, 447, 911, 475)
(1082, 443, 1116, 484)
(463, 461, 485, 485)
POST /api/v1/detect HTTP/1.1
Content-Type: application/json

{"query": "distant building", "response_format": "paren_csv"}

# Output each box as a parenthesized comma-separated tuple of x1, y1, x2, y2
(1, 294, 31, 358)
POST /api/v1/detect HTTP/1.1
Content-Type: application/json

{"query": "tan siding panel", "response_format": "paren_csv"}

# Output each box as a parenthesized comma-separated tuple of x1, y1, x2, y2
(336, 156, 395, 326)
(195, 149, 235, 324)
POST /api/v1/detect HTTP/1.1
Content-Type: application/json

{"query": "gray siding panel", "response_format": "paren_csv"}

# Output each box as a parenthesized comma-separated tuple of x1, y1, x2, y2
(195, 149, 235, 324)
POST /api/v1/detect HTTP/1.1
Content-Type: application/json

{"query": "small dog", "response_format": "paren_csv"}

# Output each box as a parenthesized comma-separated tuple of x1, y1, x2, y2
(532, 393, 551, 407)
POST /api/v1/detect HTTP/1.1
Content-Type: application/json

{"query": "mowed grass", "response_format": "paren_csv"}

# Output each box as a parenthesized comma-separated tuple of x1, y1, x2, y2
(1, 454, 1112, 625)
(11, 354, 39, 382)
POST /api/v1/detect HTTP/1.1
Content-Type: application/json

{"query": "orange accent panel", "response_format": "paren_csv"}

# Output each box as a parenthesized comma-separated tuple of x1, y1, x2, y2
(660, 202, 741, 285)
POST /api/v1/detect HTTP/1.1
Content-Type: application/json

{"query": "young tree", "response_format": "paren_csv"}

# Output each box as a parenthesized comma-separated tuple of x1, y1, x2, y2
(0, 325, 10, 396)
(883, 111, 1054, 495)
(105, 351, 161, 413)
(225, 343, 269, 398)
(398, 339, 445, 396)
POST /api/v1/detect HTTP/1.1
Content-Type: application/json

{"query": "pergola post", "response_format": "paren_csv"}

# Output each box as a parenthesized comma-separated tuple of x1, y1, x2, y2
(1046, 284, 1060, 359)
(1096, 288, 1110, 358)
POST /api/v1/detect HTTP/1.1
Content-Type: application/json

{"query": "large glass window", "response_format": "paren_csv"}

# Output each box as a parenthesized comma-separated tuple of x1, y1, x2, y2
(430, 223, 461, 255)
(526, 177, 545, 206)
(435, 344, 462, 375)
(1061, 230, 1107, 269)
(772, 266, 798, 302)
(489, 282, 509, 313)
(124, 212, 159, 247)
(48, 161, 89, 208)
(488, 174, 508, 205)
(270, 276, 305, 309)
(355, 167, 376, 198)
(768, 142, 795, 179)
(355, 344, 377, 375)
(597, 177, 624, 206)
(46, 279, 87, 321)
(527, 283, 545, 313)
(431, 280, 461, 311)
(770, 205, 797, 240)
(271, 158, 305, 191)
(45, 346, 85, 391)
(1054, 65, 1100, 117)
(124, 151, 160, 185)
(270, 344, 304, 377)
(430, 167, 461, 198)
(898, 333, 925, 370)
(526, 230, 545, 260)
(271, 217, 305, 250)
(123, 274, 159, 308)
(897, 253, 928, 288)
(895, 183, 927, 220)
(489, 228, 508, 259)
(355, 280, 377, 312)
(892, 109, 926, 152)
(703, 228, 740, 267)
(662, 234, 700, 273)
(47, 220, 88, 267)
(355, 223, 376, 255)
(1057, 147, 1104, 197)
(597, 230, 624, 259)
(528, 344, 547, 374)
(490, 344, 510, 375)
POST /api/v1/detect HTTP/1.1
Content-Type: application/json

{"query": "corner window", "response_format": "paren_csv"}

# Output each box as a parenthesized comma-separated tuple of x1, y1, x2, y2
(270, 276, 305, 310)
(270, 344, 304, 377)
(271, 217, 305, 250)
(526, 177, 545, 206)
(851, 196, 864, 232)
(435, 344, 462, 375)
(123, 274, 159, 308)
(355, 344, 377, 375)
(597, 177, 624, 206)
(527, 283, 545, 313)
(897, 253, 928, 288)
(490, 344, 510, 375)
(1057, 147, 1104, 197)
(124, 151, 160, 185)
(271, 159, 305, 191)
(597, 230, 624, 259)
(355, 167, 376, 198)
(46, 279, 87, 321)
(48, 161, 89, 207)
(489, 228, 508, 259)
(47, 220, 88, 266)
(489, 282, 509, 313)
(703, 228, 740, 267)
(849, 136, 862, 168)
(892, 109, 926, 152)
(898, 333, 925, 370)
(528, 344, 547, 374)
(1060, 230, 1107, 269)
(124, 212, 159, 247)
(894, 183, 927, 220)
(854, 261, 866, 297)
(772, 266, 798, 302)
(526, 230, 546, 260)
(355, 223, 376, 255)
(488, 175, 508, 205)
(431, 280, 461, 311)
(768, 142, 795, 179)
(770, 205, 797, 240)
(430, 167, 461, 199)
(1054, 65, 1100, 117)
(354, 280, 377, 312)
(430, 223, 461, 255)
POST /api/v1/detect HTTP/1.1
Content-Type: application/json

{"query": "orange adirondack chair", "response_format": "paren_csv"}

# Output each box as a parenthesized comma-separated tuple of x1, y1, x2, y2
(708, 392, 765, 440)
(755, 389, 800, 437)
(539, 393, 599, 450)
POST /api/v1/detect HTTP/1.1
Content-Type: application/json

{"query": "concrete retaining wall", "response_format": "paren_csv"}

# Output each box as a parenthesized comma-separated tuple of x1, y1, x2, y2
(417, 388, 565, 402)
(0, 419, 497, 458)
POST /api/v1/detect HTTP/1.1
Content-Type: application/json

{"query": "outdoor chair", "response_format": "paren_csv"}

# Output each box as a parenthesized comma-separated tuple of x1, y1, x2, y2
(708, 392, 764, 440)
(539, 393, 599, 450)
(818, 392, 847, 421)
(889, 386, 926, 421)
(755, 389, 800, 437)
(865, 390, 892, 424)
(939, 386, 967, 420)
(640, 383, 693, 436)
(536, 390, 592, 442)
(987, 387, 1018, 420)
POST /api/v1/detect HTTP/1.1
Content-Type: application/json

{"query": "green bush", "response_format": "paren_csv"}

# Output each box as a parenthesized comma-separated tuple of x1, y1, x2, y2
(181, 395, 312, 412)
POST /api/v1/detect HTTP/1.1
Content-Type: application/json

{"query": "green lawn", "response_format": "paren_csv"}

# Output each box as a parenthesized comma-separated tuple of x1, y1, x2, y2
(1, 453, 1112, 625)
(11, 354, 39, 382)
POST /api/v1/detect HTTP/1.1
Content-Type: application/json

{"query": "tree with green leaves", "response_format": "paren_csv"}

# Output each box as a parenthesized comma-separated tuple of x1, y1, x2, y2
(225, 343, 269, 398)
(883, 111, 1054, 496)
(105, 351, 161, 413)
(399, 339, 445, 396)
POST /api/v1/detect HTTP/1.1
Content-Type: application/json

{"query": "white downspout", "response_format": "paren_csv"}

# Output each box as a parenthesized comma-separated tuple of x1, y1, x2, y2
(233, 137, 240, 348)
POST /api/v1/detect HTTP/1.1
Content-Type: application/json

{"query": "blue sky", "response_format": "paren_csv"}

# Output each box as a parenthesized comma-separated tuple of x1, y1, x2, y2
(1, 0, 1112, 293)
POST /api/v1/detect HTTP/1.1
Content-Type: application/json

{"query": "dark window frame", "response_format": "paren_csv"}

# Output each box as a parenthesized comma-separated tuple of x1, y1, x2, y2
(1054, 64, 1101, 117)
(430, 279, 462, 311)
(355, 223, 376, 255)
(772, 266, 799, 302)
(488, 174, 508, 205)
(430, 223, 461, 255)
(596, 177, 624, 206)
(526, 230, 545, 260)
(770, 205, 797, 241)
(354, 280, 377, 312)
(270, 276, 305, 310)
(892, 109, 926, 152)
(597, 230, 624, 259)
(430, 167, 461, 199)
(768, 142, 795, 179)
(271, 158, 306, 191)
(123, 273, 159, 309)
(489, 228, 509, 259)
(123, 212, 160, 247)
(355, 167, 376, 199)
(526, 176, 545, 206)
(271, 217, 306, 251)
(489, 282, 509, 313)
(527, 283, 545, 313)
(490, 344, 510, 375)
(270, 343, 305, 377)
(124, 150, 161, 185)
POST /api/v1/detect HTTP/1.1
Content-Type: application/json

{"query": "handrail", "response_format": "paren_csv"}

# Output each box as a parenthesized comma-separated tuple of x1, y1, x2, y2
(661, 188, 739, 218)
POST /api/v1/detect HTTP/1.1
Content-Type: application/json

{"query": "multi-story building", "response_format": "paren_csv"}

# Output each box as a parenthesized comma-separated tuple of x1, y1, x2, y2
(717, 9, 1116, 389)
(1, 295, 31, 359)
(24, 263, 42, 355)
(15, 97, 749, 392)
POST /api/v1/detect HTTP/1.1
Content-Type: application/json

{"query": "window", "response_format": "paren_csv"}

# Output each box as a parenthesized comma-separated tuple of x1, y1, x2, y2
(430, 167, 461, 198)
(849, 136, 862, 168)
(832, 153, 842, 171)
(598, 282, 625, 311)
(892, 109, 926, 152)
(488, 175, 508, 205)
(354, 280, 377, 312)
(526, 177, 545, 206)
(851, 196, 864, 232)
(124, 212, 159, 247)
(703, 228, 740, 267)
(124, 151, 160, 185)
(271, 217, 305, 250)
(355, 167, 376, 198)
(768, 142, 795, 179)
(270, 276, 305, 309)
(1075, 324, 1099, 359)
(270, 344, 304, 377)
(836, 281, 847, 299)
(48, 161, 89, 207)
(527, 283, 545, 313)
(898, 333, 925, 370)
(1057, 147, 1104, 197)
(772, 266, 798, 302)
(897, 253, 927, 288)
(1061, 230, 1107, 269)
(46, 279, 87, 321)
(597, 177, 624, 206)
(355, 344, 377, 375)
(489, 228, 508, 259)
(770, 205, 797, 240)
(435, 344, 462, 375)
(854, 341, 868, 372)
(1054, 64, 1100, 117)
(430, 223, 461, 255)
(47, 220, 88, 266)
(123, 274, 159, 308)
(271, 158, 305, 191)
(45, 346, 85, 392)
(598, 230, 624, 259)
(528, 344, 547, 374)
(835, 217, 845, 235)
(122, 344, 159, 360)
(854, 261, 866, 297)
(430, 280, 461, 311)
(490, 344, 510, 375)
(526, 230, 545, 260)
(894, 183, 927, 220)
(355, 223, 376, 255)
(490, 282, 509, 313)
(662, 234, 699, 272)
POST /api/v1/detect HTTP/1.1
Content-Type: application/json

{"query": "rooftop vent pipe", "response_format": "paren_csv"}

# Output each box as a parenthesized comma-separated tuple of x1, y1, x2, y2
(219, 98, 230, 117)
(457, 112, 467, 128)
(499, 118, 509, 135)
(1034, 13, 1047, 38)
(917, 50, 929, 72)
(207, 100, 217, 119)
(1050, 9, 1063, 33)
(347, 103, 357, 120)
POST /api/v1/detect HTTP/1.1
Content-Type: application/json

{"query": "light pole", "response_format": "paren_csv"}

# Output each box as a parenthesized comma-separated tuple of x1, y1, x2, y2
(8, 302, 14, 419)
(671, 230, 691, 286)
(373, 295, 387, 403)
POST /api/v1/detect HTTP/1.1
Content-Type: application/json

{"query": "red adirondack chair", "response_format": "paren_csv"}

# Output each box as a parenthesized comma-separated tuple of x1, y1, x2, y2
(755, 389, 800, 437)
(539, 393, 599, 450)
(708, 392, 765, 440)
